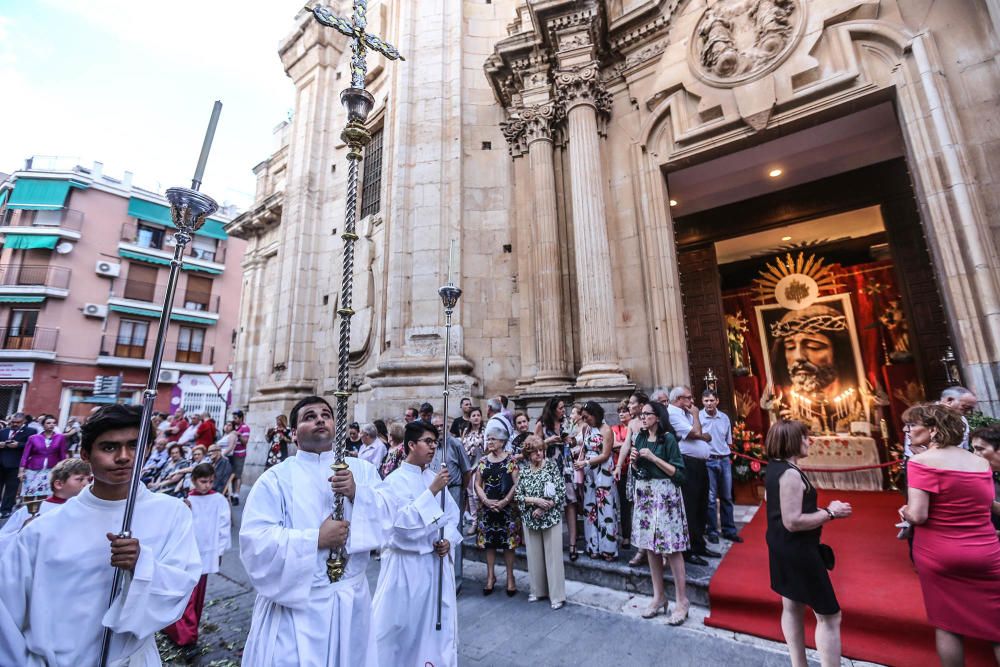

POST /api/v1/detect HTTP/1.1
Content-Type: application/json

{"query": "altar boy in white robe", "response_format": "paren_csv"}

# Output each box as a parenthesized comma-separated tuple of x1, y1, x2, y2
(0, 404, 201, 666)
(372, 420, 461, 667)
(240, 395, 387, 667)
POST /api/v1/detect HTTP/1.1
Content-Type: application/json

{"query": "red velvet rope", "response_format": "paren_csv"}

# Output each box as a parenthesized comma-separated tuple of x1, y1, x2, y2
(730, 450, 902, 473)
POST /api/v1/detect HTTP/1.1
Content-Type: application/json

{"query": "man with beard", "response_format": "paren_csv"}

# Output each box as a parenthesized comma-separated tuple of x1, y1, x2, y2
(771, 304, 853, 425)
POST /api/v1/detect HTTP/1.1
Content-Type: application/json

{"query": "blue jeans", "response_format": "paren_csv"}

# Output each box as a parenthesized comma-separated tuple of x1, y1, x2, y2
(705, 457, 737, 537)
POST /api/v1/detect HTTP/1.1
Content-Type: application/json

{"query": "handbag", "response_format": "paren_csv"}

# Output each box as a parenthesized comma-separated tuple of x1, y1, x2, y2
(818, 543, 835, 571)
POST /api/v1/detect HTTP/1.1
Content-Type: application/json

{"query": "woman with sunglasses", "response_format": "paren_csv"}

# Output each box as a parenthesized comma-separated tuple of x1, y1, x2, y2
(630, 401, 690, 624)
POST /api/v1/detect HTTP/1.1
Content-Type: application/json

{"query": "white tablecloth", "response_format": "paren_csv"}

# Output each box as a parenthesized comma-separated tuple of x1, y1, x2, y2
(801, 435, 882, 491)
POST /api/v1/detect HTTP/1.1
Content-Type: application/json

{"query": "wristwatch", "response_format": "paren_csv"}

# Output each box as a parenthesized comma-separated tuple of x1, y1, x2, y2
(824, 508, 836, 521)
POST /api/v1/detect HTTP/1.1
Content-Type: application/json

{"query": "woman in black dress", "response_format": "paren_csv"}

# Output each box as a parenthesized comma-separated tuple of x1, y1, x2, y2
(765, 420, 852, 667)
(475, 425, 521, 595)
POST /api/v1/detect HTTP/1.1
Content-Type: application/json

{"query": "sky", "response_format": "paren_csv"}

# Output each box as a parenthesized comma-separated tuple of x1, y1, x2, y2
(0, 0, 306, 210)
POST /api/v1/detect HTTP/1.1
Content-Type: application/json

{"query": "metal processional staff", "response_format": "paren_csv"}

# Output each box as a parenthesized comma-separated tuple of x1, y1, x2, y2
(305, 1, 404, 582)
(98, 101, 223, 667)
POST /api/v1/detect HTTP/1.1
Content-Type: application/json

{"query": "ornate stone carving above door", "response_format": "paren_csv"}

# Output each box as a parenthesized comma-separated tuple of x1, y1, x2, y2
(690, 0, 805, 87)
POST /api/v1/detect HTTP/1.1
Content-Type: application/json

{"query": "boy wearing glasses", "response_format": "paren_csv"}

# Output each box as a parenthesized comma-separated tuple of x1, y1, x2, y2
(372, 420, 460, 667)
(239, 395, 388, 667)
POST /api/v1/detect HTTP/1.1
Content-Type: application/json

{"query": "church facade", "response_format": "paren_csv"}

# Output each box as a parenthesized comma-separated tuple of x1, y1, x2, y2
(228, 0, 1000, 475)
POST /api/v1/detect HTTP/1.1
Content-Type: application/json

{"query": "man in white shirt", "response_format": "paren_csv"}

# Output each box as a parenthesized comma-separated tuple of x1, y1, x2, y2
(667, 386, 720, 565)
(699, 391, 743, 545)
(239, 396, 388, 667)
(357, 423, 388, 469)
(0, 403, 201, 666)
(178, 412, 201, 447)
(485, 398, 516, 452)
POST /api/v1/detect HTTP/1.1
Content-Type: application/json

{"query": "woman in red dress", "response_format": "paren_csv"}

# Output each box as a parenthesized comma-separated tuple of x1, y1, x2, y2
(900, 403, 1000, 665)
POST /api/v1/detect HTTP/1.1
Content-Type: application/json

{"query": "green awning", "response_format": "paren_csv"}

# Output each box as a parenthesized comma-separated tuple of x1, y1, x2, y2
(0, 295, 45, 303)
(127, 196, 228, 240)
(7, 178, 87, 210)
(117, 248, 222, 275)
(109, 303, 216, 326)
(0, 189, 9, 208)
(3, 234, 60, 250)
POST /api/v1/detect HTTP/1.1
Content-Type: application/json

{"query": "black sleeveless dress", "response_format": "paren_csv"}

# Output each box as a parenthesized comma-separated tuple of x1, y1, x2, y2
(765, 460, 840, 614)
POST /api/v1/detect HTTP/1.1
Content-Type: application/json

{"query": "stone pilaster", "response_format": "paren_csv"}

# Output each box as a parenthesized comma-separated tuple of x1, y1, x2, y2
(556, 63, 629, 387)
(523, 101, 572, 386)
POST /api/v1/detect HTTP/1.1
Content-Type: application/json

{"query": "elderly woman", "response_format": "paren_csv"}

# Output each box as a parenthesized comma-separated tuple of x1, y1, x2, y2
(577, 401, 619, 561)
(264, 414, 292, 469)
(475, 424, 521, 595)
(765, 420, 852, 667)
(515, 435, 566, 610)
(630, 401, 689, 623)
(150, 444, 191, 494)
(901, 404, 1000, 664)
(380, 421, 406, 479)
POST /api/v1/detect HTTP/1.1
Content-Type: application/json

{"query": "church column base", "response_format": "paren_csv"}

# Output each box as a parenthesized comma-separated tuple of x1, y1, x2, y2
(574, 362, 631, 389)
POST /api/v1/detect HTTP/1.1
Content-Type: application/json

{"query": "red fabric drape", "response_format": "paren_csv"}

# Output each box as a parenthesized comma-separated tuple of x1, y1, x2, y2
(722, 260, 919, 451)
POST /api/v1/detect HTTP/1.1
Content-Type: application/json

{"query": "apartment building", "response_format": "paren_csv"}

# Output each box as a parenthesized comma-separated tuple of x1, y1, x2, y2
(0, 157, 245, 424)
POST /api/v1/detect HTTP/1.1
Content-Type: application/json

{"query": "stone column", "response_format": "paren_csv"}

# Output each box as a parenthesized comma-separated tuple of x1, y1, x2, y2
(524, 102, 572, 386)
(556, 64, 629, 387)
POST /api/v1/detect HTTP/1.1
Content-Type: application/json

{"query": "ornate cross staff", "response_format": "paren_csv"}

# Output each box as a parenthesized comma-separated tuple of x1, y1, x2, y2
(305, 1, 404, 583)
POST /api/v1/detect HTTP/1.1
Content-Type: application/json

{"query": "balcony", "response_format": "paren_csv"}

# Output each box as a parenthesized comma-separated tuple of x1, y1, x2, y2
(119, 221, 227, 269)
(108, 280, 220, 323)
(0, 264, 71, 299)
(96, 334, 215, 372)
(0, 326, 58, 361)
(0, 206, 84, 241)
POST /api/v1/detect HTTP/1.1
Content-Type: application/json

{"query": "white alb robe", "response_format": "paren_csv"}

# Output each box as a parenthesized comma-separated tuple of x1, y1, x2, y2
(188, 492, 231, 574)
(372, 461, 462, 667)
(0, 497, 63, 538)
(0, 485, 201, 666)
(240, 451, 388, 667)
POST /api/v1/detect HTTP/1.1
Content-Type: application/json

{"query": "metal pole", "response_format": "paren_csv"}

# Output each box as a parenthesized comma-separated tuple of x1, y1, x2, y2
(98, 111, 220, 667)
(436, 284, 461, 631)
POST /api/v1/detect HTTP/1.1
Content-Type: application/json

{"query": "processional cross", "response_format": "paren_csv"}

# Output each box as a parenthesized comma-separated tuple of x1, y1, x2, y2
(304, 2, 404, 583)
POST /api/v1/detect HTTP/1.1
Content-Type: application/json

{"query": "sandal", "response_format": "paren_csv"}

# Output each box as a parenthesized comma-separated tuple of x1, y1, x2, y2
(667, 602, 690, 626)
(629, 550, 646, 567)
(641, 598, 667, 619)
(569, 546, 578, 562)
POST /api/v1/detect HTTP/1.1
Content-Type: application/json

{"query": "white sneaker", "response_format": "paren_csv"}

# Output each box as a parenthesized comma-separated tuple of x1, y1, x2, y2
(527, 595, 539, 602)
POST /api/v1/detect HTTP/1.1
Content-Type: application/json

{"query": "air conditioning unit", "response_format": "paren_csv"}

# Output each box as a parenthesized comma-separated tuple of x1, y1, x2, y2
(95, 261, 121, 277)
(157, 369, 180, 384)
(82, 303, 108, 318)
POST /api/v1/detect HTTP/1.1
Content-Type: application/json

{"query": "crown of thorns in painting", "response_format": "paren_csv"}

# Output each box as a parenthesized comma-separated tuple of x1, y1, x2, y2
(770, 305, 848, 338)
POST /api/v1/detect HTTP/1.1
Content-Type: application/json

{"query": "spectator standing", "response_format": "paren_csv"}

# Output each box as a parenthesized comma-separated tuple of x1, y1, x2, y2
(207, 444, 234, 495)
(901, 404, 1000, 663)
(701, 390, 742, 544)
(615, 392, 651, 566)
(534, 398, 580, 560)
(461, 407, 485, 531)
(511, 411, 531, 462)
(346, 422, 363, 456)
(178, 413, 201, 448)
(611, 401, 632, 550)
(231, 410, 250, 503)
(403, 405, 419, 423)
(380, 422, 406, 479)
(418, 402, 434, 423)
(195, 412, 217, 449)
(970, 425, 1000, 533)
(167, 408, 189, 443)
(905, 386, 977, 456)
(475, 425, 521, 595)
(431, 412, 472, 591)
(668, 386, 719, 565)
(450, 397, 473, 438)
(19, 417, 69, 497)
(63, 418, 82, 457)
(264, 415, 292, 470)
(765, 420, 852, 667)
(358, 423, 388, 469)
(485, 397, 516, 452)
(515, 435, 566, 609)
(577, 401, 619, 561)
(0, 414, 31, 518)
(630, 401, 690, 624)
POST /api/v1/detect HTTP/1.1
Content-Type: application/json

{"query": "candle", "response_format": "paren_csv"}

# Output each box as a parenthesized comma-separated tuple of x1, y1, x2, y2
(447, 238, 457, 285)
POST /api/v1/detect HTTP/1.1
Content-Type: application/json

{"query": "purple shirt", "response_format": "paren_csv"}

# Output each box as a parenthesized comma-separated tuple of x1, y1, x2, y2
(20, 432, 68, 470)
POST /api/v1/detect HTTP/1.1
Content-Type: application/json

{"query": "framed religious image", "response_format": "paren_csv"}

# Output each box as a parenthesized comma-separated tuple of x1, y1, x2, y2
(755, 293, 868, 428)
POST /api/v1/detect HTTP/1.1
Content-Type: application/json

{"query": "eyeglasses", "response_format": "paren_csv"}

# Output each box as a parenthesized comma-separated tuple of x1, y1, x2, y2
(640, 411, 656, 417)
(416, 437, 437, 445)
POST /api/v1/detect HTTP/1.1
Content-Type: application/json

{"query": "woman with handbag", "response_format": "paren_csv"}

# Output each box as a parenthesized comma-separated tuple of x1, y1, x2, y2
(765, 420, 852, 667)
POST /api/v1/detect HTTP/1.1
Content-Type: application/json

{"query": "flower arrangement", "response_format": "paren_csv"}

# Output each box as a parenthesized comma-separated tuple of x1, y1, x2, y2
(730, 420, 766, 482)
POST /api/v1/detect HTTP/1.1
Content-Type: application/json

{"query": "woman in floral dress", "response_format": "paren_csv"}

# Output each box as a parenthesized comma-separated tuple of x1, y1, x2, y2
(631, 400, 689, 625)
(380, 422, 406, 478)
(515, 435, 567, 609)
(475, 426, 521, 595)
(462, 407, 485, 533)
(577, 401, 620, 561)
(264, 415, 292, 469)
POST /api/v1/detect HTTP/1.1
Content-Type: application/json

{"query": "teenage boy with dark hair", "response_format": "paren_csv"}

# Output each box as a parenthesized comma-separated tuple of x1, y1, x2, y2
(239, 395, 390, 666)
(0, 403, 201, 665)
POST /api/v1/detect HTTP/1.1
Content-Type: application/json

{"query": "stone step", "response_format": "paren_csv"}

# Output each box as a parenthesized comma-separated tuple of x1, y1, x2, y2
(460, 536, 733, 607)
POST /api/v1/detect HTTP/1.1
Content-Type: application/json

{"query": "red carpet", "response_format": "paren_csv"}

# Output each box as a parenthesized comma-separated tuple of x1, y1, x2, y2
(705, 491, 996, 666)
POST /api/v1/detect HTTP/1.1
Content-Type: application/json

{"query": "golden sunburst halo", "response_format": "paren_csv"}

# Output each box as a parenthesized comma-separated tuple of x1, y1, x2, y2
(752, 252, 842, 304)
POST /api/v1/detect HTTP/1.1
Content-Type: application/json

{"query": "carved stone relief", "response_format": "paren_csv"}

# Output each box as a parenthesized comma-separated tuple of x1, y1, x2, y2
(690, 0, 804, 87)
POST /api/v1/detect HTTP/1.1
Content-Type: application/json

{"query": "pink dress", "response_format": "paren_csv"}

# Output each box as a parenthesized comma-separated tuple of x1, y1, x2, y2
(908, 461, 1000, 642)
